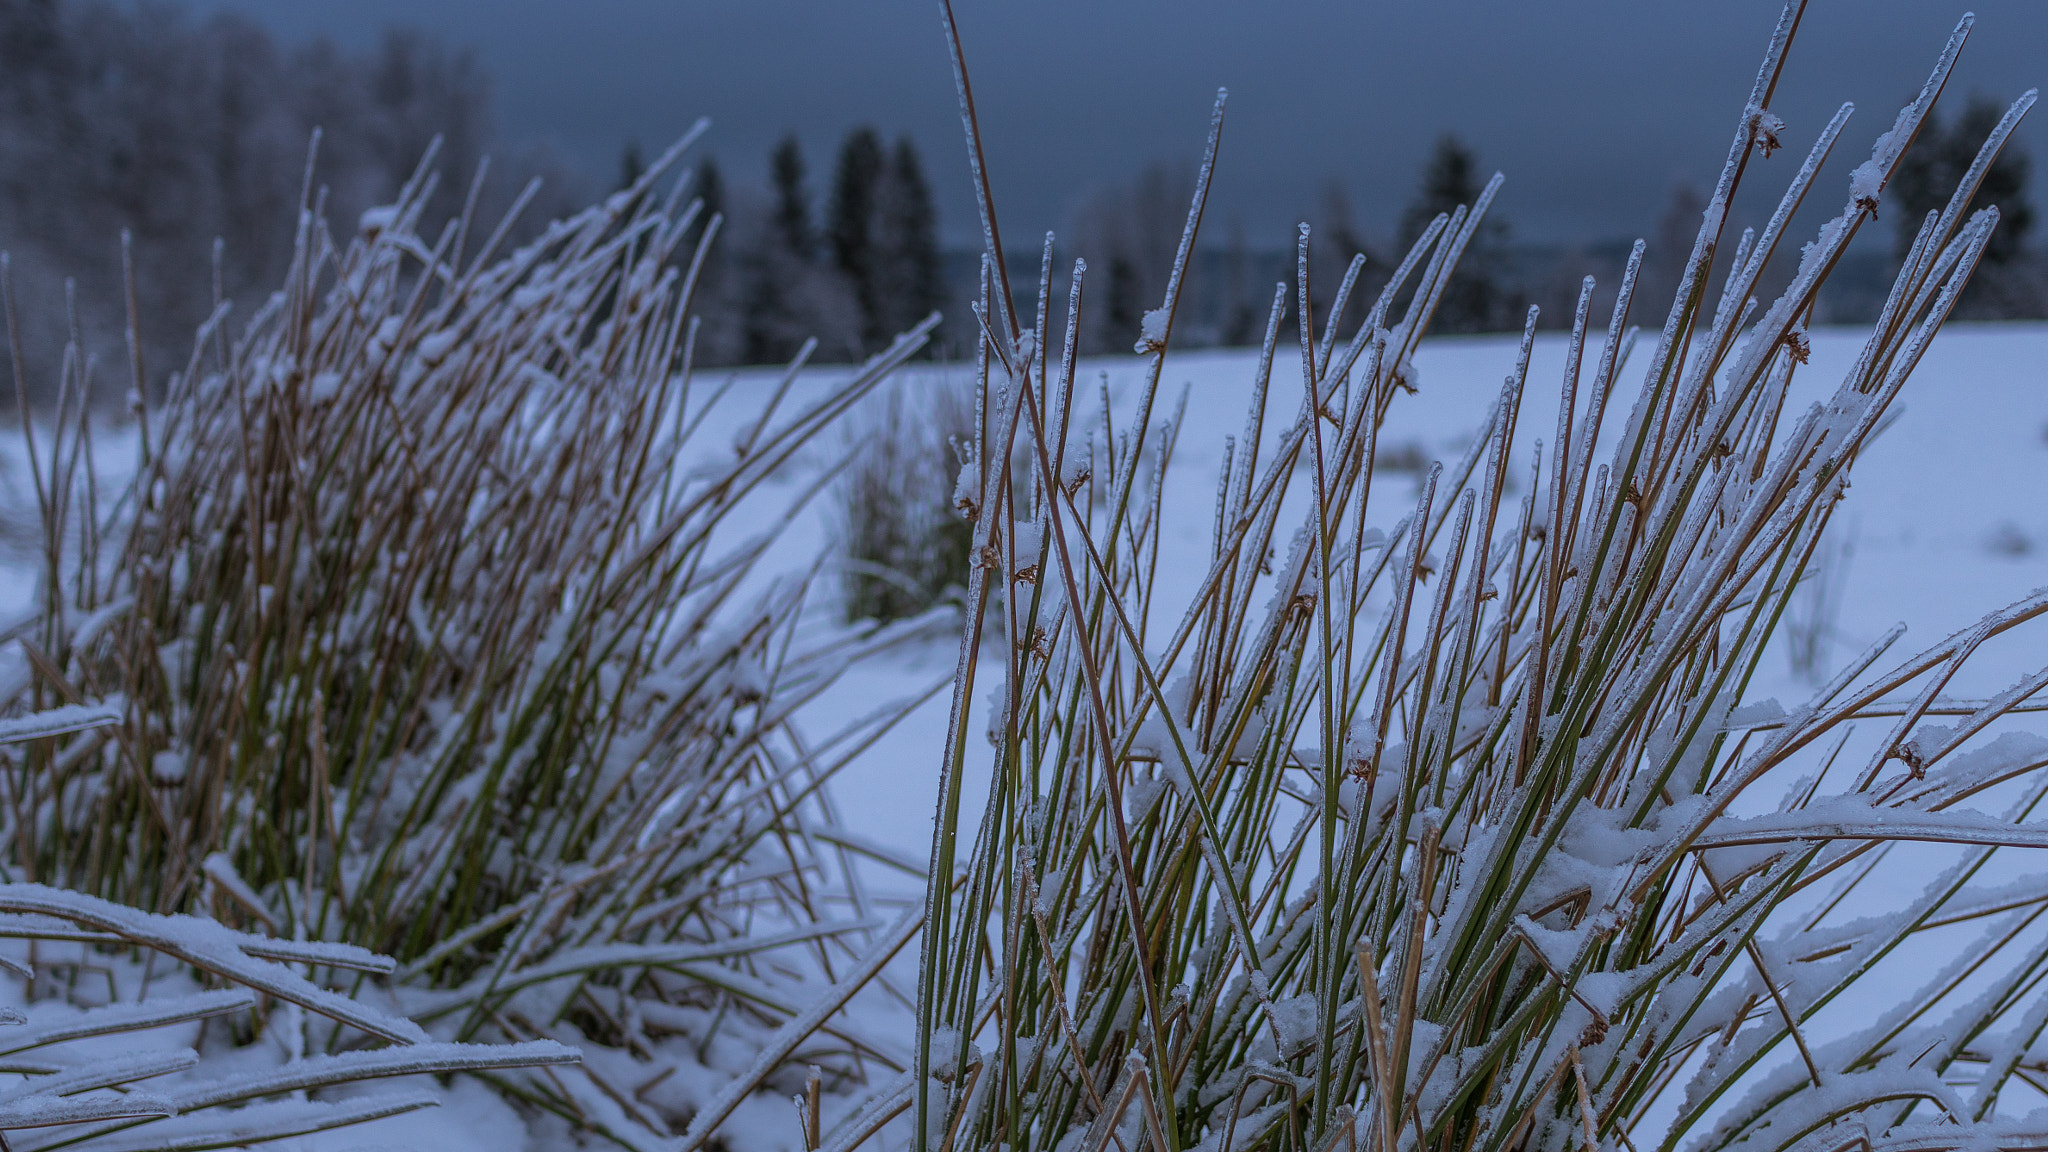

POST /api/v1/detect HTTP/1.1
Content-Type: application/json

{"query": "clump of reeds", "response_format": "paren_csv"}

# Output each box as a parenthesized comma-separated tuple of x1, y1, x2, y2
(0, 743, 575, 1149)
(835, 376, 978, 624)
(854, 5, 2048, 1152)
(2, 126, 938, 1142)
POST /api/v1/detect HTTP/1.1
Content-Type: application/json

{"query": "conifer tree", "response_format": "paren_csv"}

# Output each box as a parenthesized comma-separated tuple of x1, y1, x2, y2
(769, 132, 813, 258)
(1892, 96, 2039, 317)
(1894, 97, 2033, 263)
(746, 134, 818, 363)
(824, 128, 944, 355)
(875, 135, 945, 352)
(1104, 254, 1142, 345)
(688, 154, 725, 243)
(1221, 213, 1257, 346)
(829, 126, 885, 347)
(1398, 135, 1517, 333)
(683, 155, 740, 365)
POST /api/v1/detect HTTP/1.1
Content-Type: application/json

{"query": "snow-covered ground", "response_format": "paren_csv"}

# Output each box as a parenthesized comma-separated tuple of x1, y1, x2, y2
(812, 322, 2048, 880)
(1, 321, 2044, 1147)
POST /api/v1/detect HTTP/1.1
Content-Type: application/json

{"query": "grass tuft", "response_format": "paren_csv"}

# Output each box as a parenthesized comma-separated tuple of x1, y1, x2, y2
(883, 5, 2048, 1152)
(2, 128, 940, 1142)
(835, 377, 977, 625)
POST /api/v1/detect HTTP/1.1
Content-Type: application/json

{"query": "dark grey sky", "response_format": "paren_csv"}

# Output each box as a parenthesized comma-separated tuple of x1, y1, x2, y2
(180, 1, 2045, 251)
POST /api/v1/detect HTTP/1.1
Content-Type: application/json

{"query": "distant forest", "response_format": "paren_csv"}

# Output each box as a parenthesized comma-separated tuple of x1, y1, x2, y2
(0, 0, 2038, 407)
(0, 0, 595, 406)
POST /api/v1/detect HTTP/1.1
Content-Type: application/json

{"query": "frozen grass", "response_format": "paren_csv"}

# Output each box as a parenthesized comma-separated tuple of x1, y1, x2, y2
(0, 897, 573, 1149)
(3, 2, 2046, 1149)
(0, 128, 940, 1142)
(0, 717, 572, 1148)
(871, 4, 2048, 1152)
(835, 377, 977, 625)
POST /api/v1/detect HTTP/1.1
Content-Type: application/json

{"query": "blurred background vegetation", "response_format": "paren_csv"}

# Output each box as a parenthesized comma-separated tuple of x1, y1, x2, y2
(0, 0, 2038, 410)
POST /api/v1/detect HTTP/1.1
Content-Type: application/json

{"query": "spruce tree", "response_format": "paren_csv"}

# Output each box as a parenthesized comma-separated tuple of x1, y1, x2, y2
(830, 127, 885, 348)
(878, 135, 945, 350)
(1890, 97, 2039, 317)
(1893, 97, 2033, 265)
(683, 156, 738, 364)
(1398, 135, 1517, 333)
(689, 155, 725, 237)
(1222, 213, 1258, 347)
(770, 133, 813, 259)
(1314, 179, 1381, 336)
(1104, 254, 1142, 346)
(1398, 137, 1481, 249)
(746, 134, 817, 364)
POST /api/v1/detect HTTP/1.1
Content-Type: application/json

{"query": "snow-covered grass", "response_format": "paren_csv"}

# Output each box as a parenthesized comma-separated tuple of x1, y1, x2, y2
(7, 285, 2048, 1152)
(833, 376, 978, 625)
(799, 318, 2048, 889)
(3, 1, 2048, 1150)
(0, 872, 571, 1146)
(0, 128, 947, 1146)
(5, 275, 2048, 1152)
(873, 6, 2048, 1152)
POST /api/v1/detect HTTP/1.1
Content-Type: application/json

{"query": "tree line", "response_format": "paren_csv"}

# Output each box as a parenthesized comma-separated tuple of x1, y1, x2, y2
(0, 0, 586, 406)
(1064, 113, 2038, 362)
(668, 128, 949, 368)
(0, 0, 2035, 406)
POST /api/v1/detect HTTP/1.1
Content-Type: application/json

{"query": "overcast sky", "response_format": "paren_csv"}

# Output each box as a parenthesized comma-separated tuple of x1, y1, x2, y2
(179, 1, 2046, 251)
